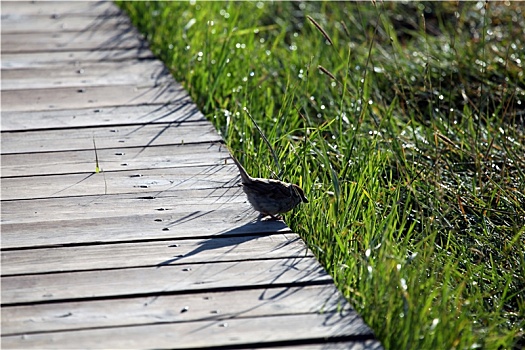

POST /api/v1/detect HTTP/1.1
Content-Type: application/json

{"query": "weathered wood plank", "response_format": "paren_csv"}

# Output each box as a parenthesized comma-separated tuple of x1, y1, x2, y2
(1, 30, 144, 53)
(1, 60, 172, 90)
(1, 234, 310, 275)
(0, 103, 205, 131)
(1, 187, 244, 225)
(1, 83, 184, 112)
(1, 121, 220, 154)
(0, 187, 292, 250)
(1, 257, 331, 304)
(1, 50, 155, 70)
(0, 209, 291, 250)
(1, 1, 120, 17)
(2, 15, 130, 34)
(1, 312, 373, 350)
(1, 143, 227, 177)
(1, 163, 238, 200)
(0, 285, 348, 335)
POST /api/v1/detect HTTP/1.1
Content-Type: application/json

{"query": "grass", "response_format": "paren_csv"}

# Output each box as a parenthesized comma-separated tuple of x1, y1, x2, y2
(118, 1, 525, 349)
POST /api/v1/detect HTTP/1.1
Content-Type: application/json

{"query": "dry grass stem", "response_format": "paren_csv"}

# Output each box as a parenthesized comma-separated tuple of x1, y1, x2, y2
(318, 65, 337, 80)
(307, 15, 333, 46)
(340, 20, 350, 38)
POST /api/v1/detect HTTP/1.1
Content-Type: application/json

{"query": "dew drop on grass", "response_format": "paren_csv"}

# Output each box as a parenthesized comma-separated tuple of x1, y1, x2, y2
(400, 278, 407, 291)
(430, 318, 440, 330)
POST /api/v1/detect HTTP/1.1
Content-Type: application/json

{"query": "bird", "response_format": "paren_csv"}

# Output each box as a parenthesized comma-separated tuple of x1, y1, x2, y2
(230, 154, 308, 219)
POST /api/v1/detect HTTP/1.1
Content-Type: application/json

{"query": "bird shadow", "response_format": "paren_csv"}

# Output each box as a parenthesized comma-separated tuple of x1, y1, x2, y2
(155, 218, 291, 267)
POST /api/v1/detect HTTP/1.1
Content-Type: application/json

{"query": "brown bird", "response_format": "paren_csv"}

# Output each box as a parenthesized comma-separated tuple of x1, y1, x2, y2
(230, 155, 308, 219)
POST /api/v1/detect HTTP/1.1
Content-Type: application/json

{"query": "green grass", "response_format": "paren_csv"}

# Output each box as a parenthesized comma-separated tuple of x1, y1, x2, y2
(118, 2, 525, 348)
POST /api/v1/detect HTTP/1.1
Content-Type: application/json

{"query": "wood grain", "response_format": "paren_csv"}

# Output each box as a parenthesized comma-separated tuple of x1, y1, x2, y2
(1, 143, 228, 177)
(1, 30, 145, 54)
(0, 285, 349, 334)
(2, 15, 131, 34)
(0, 103, 205, 131)
(1, 235, 310, 275)
(1, 187, 244, 224)
(1, 83, 185, 112)
(1, 1, 121, 17)
(1, 313, 374, 349)
(2, 163, 240, 200)
(1, 257, 331, 304)
(1, 205, 292, 250)
(1, 50, 155, 70)
(1, 121, 220, 154)
(0, 187, 294, 250)
(1, 60, 172, 90)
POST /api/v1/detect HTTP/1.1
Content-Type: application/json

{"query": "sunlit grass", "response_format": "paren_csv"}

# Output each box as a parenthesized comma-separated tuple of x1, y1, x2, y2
(119, 1, 525, 348)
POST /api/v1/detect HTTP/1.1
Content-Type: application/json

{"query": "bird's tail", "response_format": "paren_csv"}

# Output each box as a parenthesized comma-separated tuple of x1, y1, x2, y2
(229, 152, 252, 184)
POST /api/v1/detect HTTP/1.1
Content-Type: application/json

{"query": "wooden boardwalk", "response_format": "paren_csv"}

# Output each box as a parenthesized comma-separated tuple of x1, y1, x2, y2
(1, 2, 382, 349)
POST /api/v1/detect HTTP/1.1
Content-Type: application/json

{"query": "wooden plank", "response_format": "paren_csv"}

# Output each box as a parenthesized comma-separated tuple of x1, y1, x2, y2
(1, 187, 244, 225)
(0, 83, 184, 112)
(1, 50, 155, 70)
(1, 30, 144, 53)
(0, 207, 291, 249)
(1, 163, 238, 200)
(1, 235, 310, 275)
(1, 143, 227, 177)
(2, 15, 131, 34)
(0, 285, 349, 334)
(1, 121, 219, 154)
(0, 187, 293, 249)
(1, 312, 373, 349)
(1, 257, 331, 304)
(0, 1, 121, 17)
(0, 103, 205, 131)
(1, 60, 172, 90)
